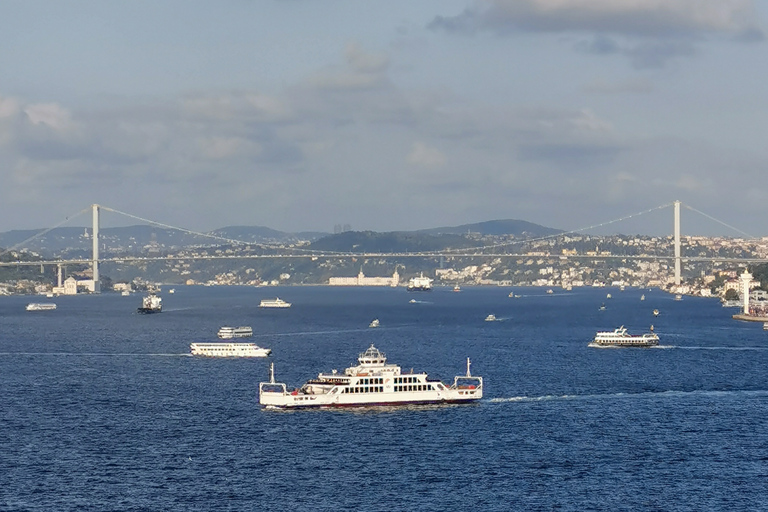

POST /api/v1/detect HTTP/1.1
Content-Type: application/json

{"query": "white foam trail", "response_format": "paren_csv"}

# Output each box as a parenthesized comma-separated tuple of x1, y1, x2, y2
(0, 352, 192, 357)
(490, 389, 768, 404)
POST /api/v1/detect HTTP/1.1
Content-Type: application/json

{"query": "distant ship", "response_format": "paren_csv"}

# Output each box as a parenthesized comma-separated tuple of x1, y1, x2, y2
(217, 326, 253, 339)
(407, 273, 433, 292)
(259, 297, 291, 308)
(26, 303, 57, 311)
(590, 326, 659, 348)
(137, 292, 162, 314)
(369, 319, 380, 328)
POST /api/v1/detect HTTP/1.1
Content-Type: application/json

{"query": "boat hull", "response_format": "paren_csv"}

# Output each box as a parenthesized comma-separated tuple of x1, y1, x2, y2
(137, 308, 162, 314)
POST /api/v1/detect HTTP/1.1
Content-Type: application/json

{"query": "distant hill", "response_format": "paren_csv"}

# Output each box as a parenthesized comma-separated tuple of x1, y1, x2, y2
(0, 219, 560, 256)
(308, 231, 479, 253)
(418, 219, 562, 237)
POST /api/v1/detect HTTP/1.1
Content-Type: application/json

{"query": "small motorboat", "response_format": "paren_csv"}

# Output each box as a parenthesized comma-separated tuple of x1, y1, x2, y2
(653, 309, 660, 317)
(599, 303, 606, 311)
(485, 314, 497, 322)
(369, 319, 380, 328)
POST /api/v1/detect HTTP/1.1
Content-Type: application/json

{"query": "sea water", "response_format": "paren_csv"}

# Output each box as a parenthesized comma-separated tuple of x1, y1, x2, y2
(1, 286, 767, 511)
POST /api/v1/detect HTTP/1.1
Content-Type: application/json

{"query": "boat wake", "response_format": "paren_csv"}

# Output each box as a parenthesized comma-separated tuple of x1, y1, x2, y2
(675, 346, 768, 351)
(490, 388, 768, 404)
(0, 352, 193, 357)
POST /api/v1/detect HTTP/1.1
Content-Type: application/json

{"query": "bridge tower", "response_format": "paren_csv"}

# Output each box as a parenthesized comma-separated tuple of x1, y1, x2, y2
(92, 204, 101, 293)
(674, 200, 681, 287)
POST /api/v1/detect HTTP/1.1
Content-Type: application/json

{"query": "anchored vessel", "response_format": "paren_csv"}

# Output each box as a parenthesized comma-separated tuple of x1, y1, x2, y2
(407, 273, 433, 292)
(590, 326, 659, 347)
(190, 342, 271, 357)
(217, 326, 253, 339)
(26, 303, 57, 311)
(259, 297, 291, 308)
(137, 292, 162, 314)
(259, 344, 482, 408)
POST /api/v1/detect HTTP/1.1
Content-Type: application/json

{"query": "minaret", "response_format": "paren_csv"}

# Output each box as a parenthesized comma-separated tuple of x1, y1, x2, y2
(92, 204, 101, 293)
(674, 200, 681, 288)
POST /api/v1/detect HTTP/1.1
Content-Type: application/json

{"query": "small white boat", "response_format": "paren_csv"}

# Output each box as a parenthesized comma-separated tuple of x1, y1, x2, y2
(409, 299, 417, 304)
(26, 302, 57, 311)
(606, 293, 612, 299)
(653, 309, 660, 317)
(508, 292, 514, 298)
(169, 289, 175, 294)
(763, 322, 768, 331)
(546, 289, 554, 294)
(640, 294, 645, 301)
(485, 314, 497, 322)
(599, 303, 606, 311)
(674, 294, 683, 301)
(259, 297, 291, 308)
(369, 319, 380, 328)
(121, 290, 130, 296)
(453, 285, 461, 292)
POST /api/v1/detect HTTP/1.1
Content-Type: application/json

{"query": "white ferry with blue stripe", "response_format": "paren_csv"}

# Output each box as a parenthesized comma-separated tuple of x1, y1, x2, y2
(259, 345, 482, 408)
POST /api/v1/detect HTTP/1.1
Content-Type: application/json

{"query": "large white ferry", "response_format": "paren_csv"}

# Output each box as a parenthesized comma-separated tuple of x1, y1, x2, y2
(590, 326, 659, 348)
(259, 344, 482, 409)
(259, 297, 291, 308)
(217, 326, 253, 339)
(407, 273, 433, 291)
(26, 303, 57, 311)
(137, 292, 162, 314)
(190, 342, 271, 357)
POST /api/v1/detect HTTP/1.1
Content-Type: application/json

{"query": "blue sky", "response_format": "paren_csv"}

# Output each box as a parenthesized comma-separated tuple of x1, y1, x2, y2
(1, 0, 766, 237)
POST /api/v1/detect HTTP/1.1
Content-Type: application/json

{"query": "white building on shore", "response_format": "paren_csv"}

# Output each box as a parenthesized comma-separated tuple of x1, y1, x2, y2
(329, 268, 399, 287)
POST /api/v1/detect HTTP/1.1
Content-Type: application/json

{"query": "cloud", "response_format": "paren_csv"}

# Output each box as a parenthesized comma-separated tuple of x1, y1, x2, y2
(407, 141, 447, 168)
(430, 0, 764, 67)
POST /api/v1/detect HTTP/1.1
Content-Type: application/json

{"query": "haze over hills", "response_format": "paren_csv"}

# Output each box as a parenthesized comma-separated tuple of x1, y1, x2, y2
(0, 219, 560, 256)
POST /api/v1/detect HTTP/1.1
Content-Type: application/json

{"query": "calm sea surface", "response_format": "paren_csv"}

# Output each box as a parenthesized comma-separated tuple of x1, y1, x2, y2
(2, 286, 768, 511)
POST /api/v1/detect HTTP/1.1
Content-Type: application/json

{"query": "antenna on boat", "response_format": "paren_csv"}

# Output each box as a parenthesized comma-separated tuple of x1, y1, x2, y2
(269, 362, 275, 384)
(466, 357, 471, 377)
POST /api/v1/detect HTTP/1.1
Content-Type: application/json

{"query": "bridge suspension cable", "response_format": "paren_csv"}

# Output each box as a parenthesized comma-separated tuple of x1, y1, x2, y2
(682, 203, 756, 240)
(0, 207, 91, 259)
(432, 202, 675, 256)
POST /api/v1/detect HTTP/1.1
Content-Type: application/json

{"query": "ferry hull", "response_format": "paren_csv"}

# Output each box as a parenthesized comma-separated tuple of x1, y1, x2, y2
(260, 393, 481, 409)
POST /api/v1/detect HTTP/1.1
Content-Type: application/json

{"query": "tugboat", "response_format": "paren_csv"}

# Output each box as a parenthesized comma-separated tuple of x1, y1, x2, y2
(259, 344, 482, 408)
(137, 291, 162, 314)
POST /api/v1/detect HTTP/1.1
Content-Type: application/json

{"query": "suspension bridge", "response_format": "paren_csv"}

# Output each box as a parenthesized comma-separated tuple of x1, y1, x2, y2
(0, 201, 764, 293)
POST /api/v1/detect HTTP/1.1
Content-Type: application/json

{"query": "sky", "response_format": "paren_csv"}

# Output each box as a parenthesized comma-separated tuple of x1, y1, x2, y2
(1, 0, 767, 237)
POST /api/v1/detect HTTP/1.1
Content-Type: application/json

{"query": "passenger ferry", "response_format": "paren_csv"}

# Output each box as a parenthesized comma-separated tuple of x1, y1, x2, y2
(259, 344, 482, 409)
(190, 342, 271, 357)
(589, 326, 659, 348)
(137, 292, 162, 314)
(259, 297, 291, 308)
(407, 273, 433, 291)
(26, 303, 57, 311)
(217, 326, 253, 339)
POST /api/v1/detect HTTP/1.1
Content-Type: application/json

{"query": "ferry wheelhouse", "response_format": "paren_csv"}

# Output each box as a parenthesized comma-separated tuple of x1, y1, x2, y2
(590, 326, 659, 348)
(191, 342, 271, 357)
(259, 345, 482, 409)
(217, 326, 253, 339)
